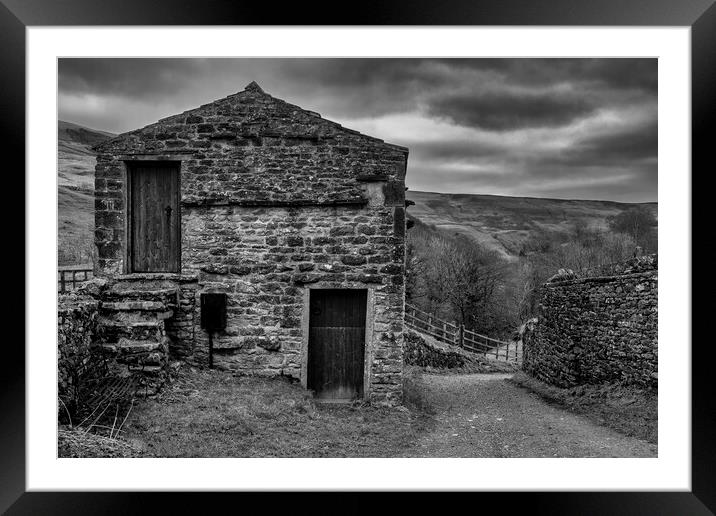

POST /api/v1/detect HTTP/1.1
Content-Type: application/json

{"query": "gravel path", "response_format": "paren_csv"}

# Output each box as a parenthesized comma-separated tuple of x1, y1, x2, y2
(405, 373, 657, 457)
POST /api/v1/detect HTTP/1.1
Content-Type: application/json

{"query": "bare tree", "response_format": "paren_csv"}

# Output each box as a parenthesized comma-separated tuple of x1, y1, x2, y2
(608, 207, 657, 250)
(421, 234, 506, 332)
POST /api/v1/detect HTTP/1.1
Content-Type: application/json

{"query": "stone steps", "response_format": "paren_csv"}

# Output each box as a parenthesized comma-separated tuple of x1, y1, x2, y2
(100, 338, 164, 354)
(101, 300, 167, 311)
(127, 364, 164, 375)
(98, 321, 164, 342)
(100, 308, 173, 322)
(94, 278, 181, 394)
(102, 288, 179, 304)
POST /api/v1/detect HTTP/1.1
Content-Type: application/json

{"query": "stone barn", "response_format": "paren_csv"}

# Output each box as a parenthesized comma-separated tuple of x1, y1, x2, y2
(91, 82, 409, 405)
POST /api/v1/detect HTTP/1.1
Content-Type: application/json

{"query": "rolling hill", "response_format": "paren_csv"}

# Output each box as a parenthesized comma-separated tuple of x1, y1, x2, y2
(406, 190, 657, 260)
(58, 121, 115, 265)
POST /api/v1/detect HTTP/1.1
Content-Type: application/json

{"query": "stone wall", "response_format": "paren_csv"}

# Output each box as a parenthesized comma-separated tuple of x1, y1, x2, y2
(522, 255, 657, 389)
(93, 82, 407, 275)
(58, 294, 100, 409)
(163, 278, 198, 359)
(404, 330, 468, 369)
(183, 203, 405, 405)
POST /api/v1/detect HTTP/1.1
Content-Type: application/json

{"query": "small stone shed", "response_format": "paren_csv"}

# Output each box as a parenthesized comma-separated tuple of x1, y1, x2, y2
(92, 82, 409, 405)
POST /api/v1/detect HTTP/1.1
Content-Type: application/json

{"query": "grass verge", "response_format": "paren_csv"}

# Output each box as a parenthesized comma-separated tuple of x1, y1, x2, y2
(58, 427, 143, 457)
(107, 366, 433, 457)
(508, 371, 657, 444)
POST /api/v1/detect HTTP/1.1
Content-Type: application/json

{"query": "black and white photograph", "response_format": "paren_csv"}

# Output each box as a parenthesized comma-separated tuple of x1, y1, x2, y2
(56, 57, 660, 459)
(0, 0, 708, 507)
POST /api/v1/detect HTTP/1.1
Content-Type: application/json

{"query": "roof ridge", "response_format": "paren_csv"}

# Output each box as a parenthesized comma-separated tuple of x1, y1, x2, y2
(244, 81, 265, 93)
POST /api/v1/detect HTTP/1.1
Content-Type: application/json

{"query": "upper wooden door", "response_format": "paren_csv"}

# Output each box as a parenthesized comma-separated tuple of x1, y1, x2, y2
(307, 289, 367, 400)
(129, 162, 180, 273)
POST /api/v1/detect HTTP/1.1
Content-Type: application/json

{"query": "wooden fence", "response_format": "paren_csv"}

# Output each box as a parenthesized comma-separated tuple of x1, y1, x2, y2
(405, 304, 522, 363)
(58, 267, 93, 293)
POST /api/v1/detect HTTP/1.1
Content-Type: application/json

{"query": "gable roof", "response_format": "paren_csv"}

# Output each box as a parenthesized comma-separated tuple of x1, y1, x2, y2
(93, 81, 408, 154)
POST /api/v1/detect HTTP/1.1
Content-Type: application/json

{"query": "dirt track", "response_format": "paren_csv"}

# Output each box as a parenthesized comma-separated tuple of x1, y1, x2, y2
(404, 373, 657, 458)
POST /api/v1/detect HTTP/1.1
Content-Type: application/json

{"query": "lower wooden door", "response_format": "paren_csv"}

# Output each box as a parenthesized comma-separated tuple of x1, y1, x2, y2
(307, 289, 367, 400)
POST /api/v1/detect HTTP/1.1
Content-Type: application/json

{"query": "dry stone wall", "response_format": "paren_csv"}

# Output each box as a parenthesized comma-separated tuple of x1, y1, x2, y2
(522, 255, 657, 389)
(58, 295, 100, 408)
(404, 330, 469, 369)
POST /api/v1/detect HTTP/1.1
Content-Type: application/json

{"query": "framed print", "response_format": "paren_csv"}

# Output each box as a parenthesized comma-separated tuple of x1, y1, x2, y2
(5, 0, 714, 513)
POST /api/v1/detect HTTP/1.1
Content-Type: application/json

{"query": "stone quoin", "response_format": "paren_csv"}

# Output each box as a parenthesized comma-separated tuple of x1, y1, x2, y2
(90, 81, 410, 405)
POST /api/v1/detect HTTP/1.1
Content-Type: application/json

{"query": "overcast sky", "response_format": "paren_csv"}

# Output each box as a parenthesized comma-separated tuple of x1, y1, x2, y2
(59, 58, 657, 202)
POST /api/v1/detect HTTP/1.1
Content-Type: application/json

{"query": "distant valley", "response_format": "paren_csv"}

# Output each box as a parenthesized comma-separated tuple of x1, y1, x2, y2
(406, 190, 657, 260)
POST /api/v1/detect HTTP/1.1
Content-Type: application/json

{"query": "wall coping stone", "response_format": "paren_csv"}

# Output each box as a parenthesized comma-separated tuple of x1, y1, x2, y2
(545, 269, 657, 287)
(58, 294, 100, 314)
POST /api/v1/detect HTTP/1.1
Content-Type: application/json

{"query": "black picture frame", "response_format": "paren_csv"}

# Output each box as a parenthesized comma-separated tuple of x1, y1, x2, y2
(5, 0, 713, 513)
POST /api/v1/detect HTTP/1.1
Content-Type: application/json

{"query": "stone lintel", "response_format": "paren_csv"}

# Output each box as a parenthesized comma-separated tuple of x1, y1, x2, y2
(181, 198, 368, 208)
(356, 174, 390, 182)
(114, 273, 199, 283)
(119, 154, 195, 161)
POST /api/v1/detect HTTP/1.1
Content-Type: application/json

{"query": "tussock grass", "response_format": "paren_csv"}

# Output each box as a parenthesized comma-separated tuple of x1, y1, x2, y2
(58, 427, 144, 458)
(118, 367, 431, 457)
(418, 358, 517, 375)
(402, 366, 436, 416)
(509, 371, 657, 444)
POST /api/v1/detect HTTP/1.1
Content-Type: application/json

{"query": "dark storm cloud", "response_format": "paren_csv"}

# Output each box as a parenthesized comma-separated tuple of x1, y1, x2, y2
(438, 58, 658, 95)
(59, 58, 207, 98)
(407, 115, 657, 174)
(60, 58, 656, 120)
(564, 120, 658, 164)
(58, 57, 657, 202)
(427, 90, 595, 131)
(411, 140, 507, 162)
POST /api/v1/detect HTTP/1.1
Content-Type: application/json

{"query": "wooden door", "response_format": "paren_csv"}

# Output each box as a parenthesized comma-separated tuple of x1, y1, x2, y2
(308, 289, 367, 400)
(129, 162, 180, 272)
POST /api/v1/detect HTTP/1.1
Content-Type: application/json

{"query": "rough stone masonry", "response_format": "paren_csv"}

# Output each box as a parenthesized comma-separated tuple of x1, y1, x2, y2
(92, 82, 409, 405)
(58, 294, 100, 407)
(522, 255, 658, 389)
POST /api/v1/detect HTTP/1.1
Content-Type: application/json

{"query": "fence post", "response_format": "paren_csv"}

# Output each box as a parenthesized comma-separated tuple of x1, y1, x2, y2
(60, 272, 66, 293)
(442, 321, 447, 341)
(459, 323, 464, 348)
